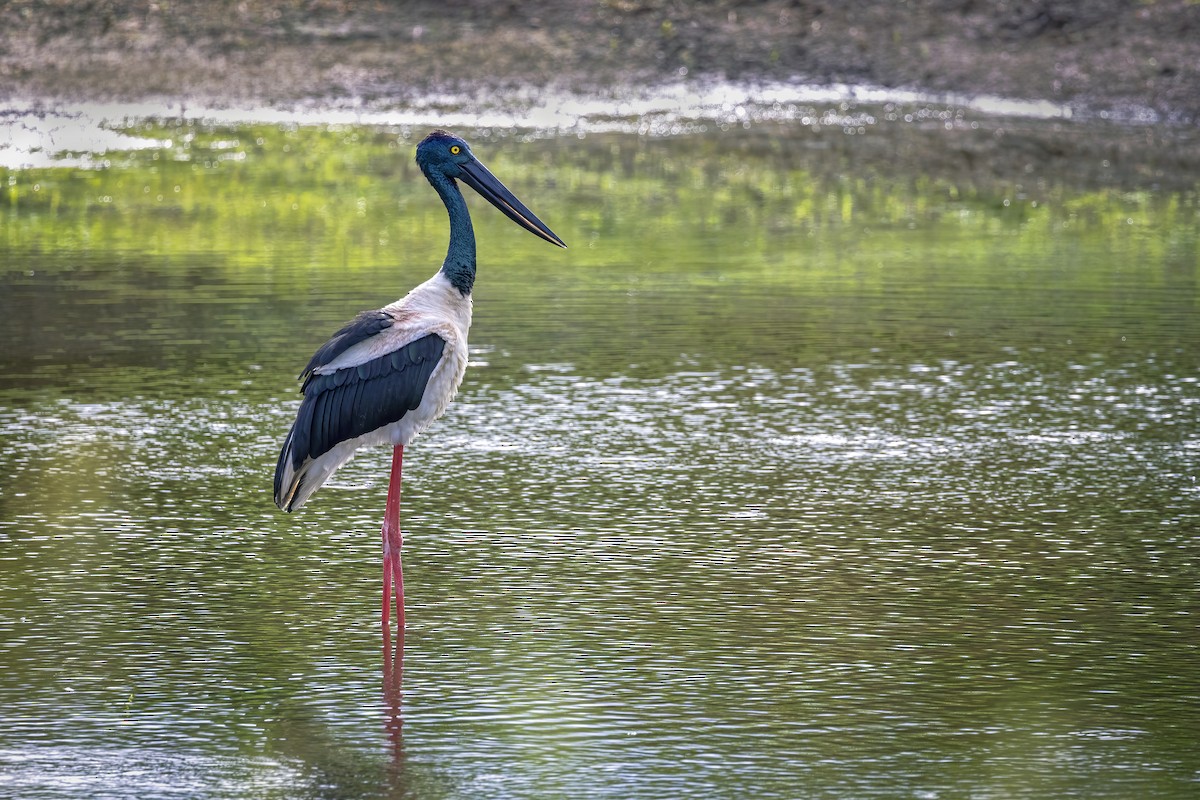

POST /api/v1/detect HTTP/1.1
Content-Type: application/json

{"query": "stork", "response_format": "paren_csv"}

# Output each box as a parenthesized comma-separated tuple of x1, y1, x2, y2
(274, 129, 566, 634)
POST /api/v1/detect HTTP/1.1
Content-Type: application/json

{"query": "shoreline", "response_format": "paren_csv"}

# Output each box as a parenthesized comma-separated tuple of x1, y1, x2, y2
(5, 81, 1198, 195)
(1, 1, 1198, 126)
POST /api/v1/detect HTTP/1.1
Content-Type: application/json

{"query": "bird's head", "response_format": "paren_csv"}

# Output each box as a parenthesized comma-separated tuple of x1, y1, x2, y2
(415, 129, 566, 249)
(415, 130, 474, 178)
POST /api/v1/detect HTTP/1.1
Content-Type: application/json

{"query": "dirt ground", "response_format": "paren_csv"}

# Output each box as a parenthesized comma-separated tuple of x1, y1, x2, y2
(1, 0, 1199, 123)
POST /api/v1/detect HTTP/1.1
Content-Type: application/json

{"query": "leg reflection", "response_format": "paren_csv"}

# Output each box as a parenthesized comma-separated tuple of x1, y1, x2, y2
(382, 623, 405, 770)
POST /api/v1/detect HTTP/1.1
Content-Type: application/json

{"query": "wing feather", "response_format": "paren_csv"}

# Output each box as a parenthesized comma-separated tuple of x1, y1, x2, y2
(299, 309, 395, 385)
(277, 332, 446, 493)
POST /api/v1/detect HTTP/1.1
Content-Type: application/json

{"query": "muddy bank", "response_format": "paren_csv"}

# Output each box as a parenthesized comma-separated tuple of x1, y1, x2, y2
(2, 1, 1198, 124)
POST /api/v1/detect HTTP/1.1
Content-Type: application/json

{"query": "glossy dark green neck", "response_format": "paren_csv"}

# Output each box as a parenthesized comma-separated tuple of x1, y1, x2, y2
(427, 170, 476, 296)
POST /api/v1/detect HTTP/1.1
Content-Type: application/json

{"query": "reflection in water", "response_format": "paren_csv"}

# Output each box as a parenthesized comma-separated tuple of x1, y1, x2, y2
(382, 624, 405, 779)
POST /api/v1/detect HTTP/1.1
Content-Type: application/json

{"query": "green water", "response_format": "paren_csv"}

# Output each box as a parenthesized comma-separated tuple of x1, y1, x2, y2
(1, 113, 1198, 799)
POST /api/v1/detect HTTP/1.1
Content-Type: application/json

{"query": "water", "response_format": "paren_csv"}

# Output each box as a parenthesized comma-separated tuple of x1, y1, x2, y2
(1, 103, 1198, 799)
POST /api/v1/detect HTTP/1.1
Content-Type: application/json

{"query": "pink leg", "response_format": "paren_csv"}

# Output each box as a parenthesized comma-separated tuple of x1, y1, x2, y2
(381, 445, 405, 635)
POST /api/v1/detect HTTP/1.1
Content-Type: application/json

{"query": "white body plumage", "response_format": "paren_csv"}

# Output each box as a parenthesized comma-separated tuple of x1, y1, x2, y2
(276, 272, 471, 510)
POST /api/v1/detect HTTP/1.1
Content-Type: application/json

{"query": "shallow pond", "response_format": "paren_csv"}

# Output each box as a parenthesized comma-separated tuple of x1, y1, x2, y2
(1, 97, 1198, 798)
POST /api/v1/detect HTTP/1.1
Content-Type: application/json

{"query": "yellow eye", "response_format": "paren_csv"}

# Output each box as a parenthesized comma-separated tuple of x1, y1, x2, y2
(449, 145, 461, 155)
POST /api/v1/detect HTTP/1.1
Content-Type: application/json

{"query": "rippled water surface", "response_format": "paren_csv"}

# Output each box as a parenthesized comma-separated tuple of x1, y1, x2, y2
(1, 108, 1198, 799)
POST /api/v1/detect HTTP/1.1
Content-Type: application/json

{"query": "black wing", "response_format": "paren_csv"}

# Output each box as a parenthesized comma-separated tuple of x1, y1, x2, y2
(298, 309, 395, 384)
(275, 332, 446, 498)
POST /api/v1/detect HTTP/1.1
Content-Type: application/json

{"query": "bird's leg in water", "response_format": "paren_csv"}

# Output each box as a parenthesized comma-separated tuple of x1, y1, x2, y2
(381, 445, 405, 633)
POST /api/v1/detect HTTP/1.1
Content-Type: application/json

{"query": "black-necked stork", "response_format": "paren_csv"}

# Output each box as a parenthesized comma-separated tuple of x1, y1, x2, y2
(274, 129, 566, 634)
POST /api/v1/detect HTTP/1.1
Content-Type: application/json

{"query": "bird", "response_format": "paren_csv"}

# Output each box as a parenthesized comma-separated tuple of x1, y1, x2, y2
(273, 129, 566, 634)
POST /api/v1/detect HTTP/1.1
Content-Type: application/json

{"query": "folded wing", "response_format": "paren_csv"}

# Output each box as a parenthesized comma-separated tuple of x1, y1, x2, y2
(274, 328, 446, 511)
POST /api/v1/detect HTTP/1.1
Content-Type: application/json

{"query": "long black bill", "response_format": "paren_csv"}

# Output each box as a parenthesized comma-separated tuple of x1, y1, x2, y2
(458, 158, 567, 248)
